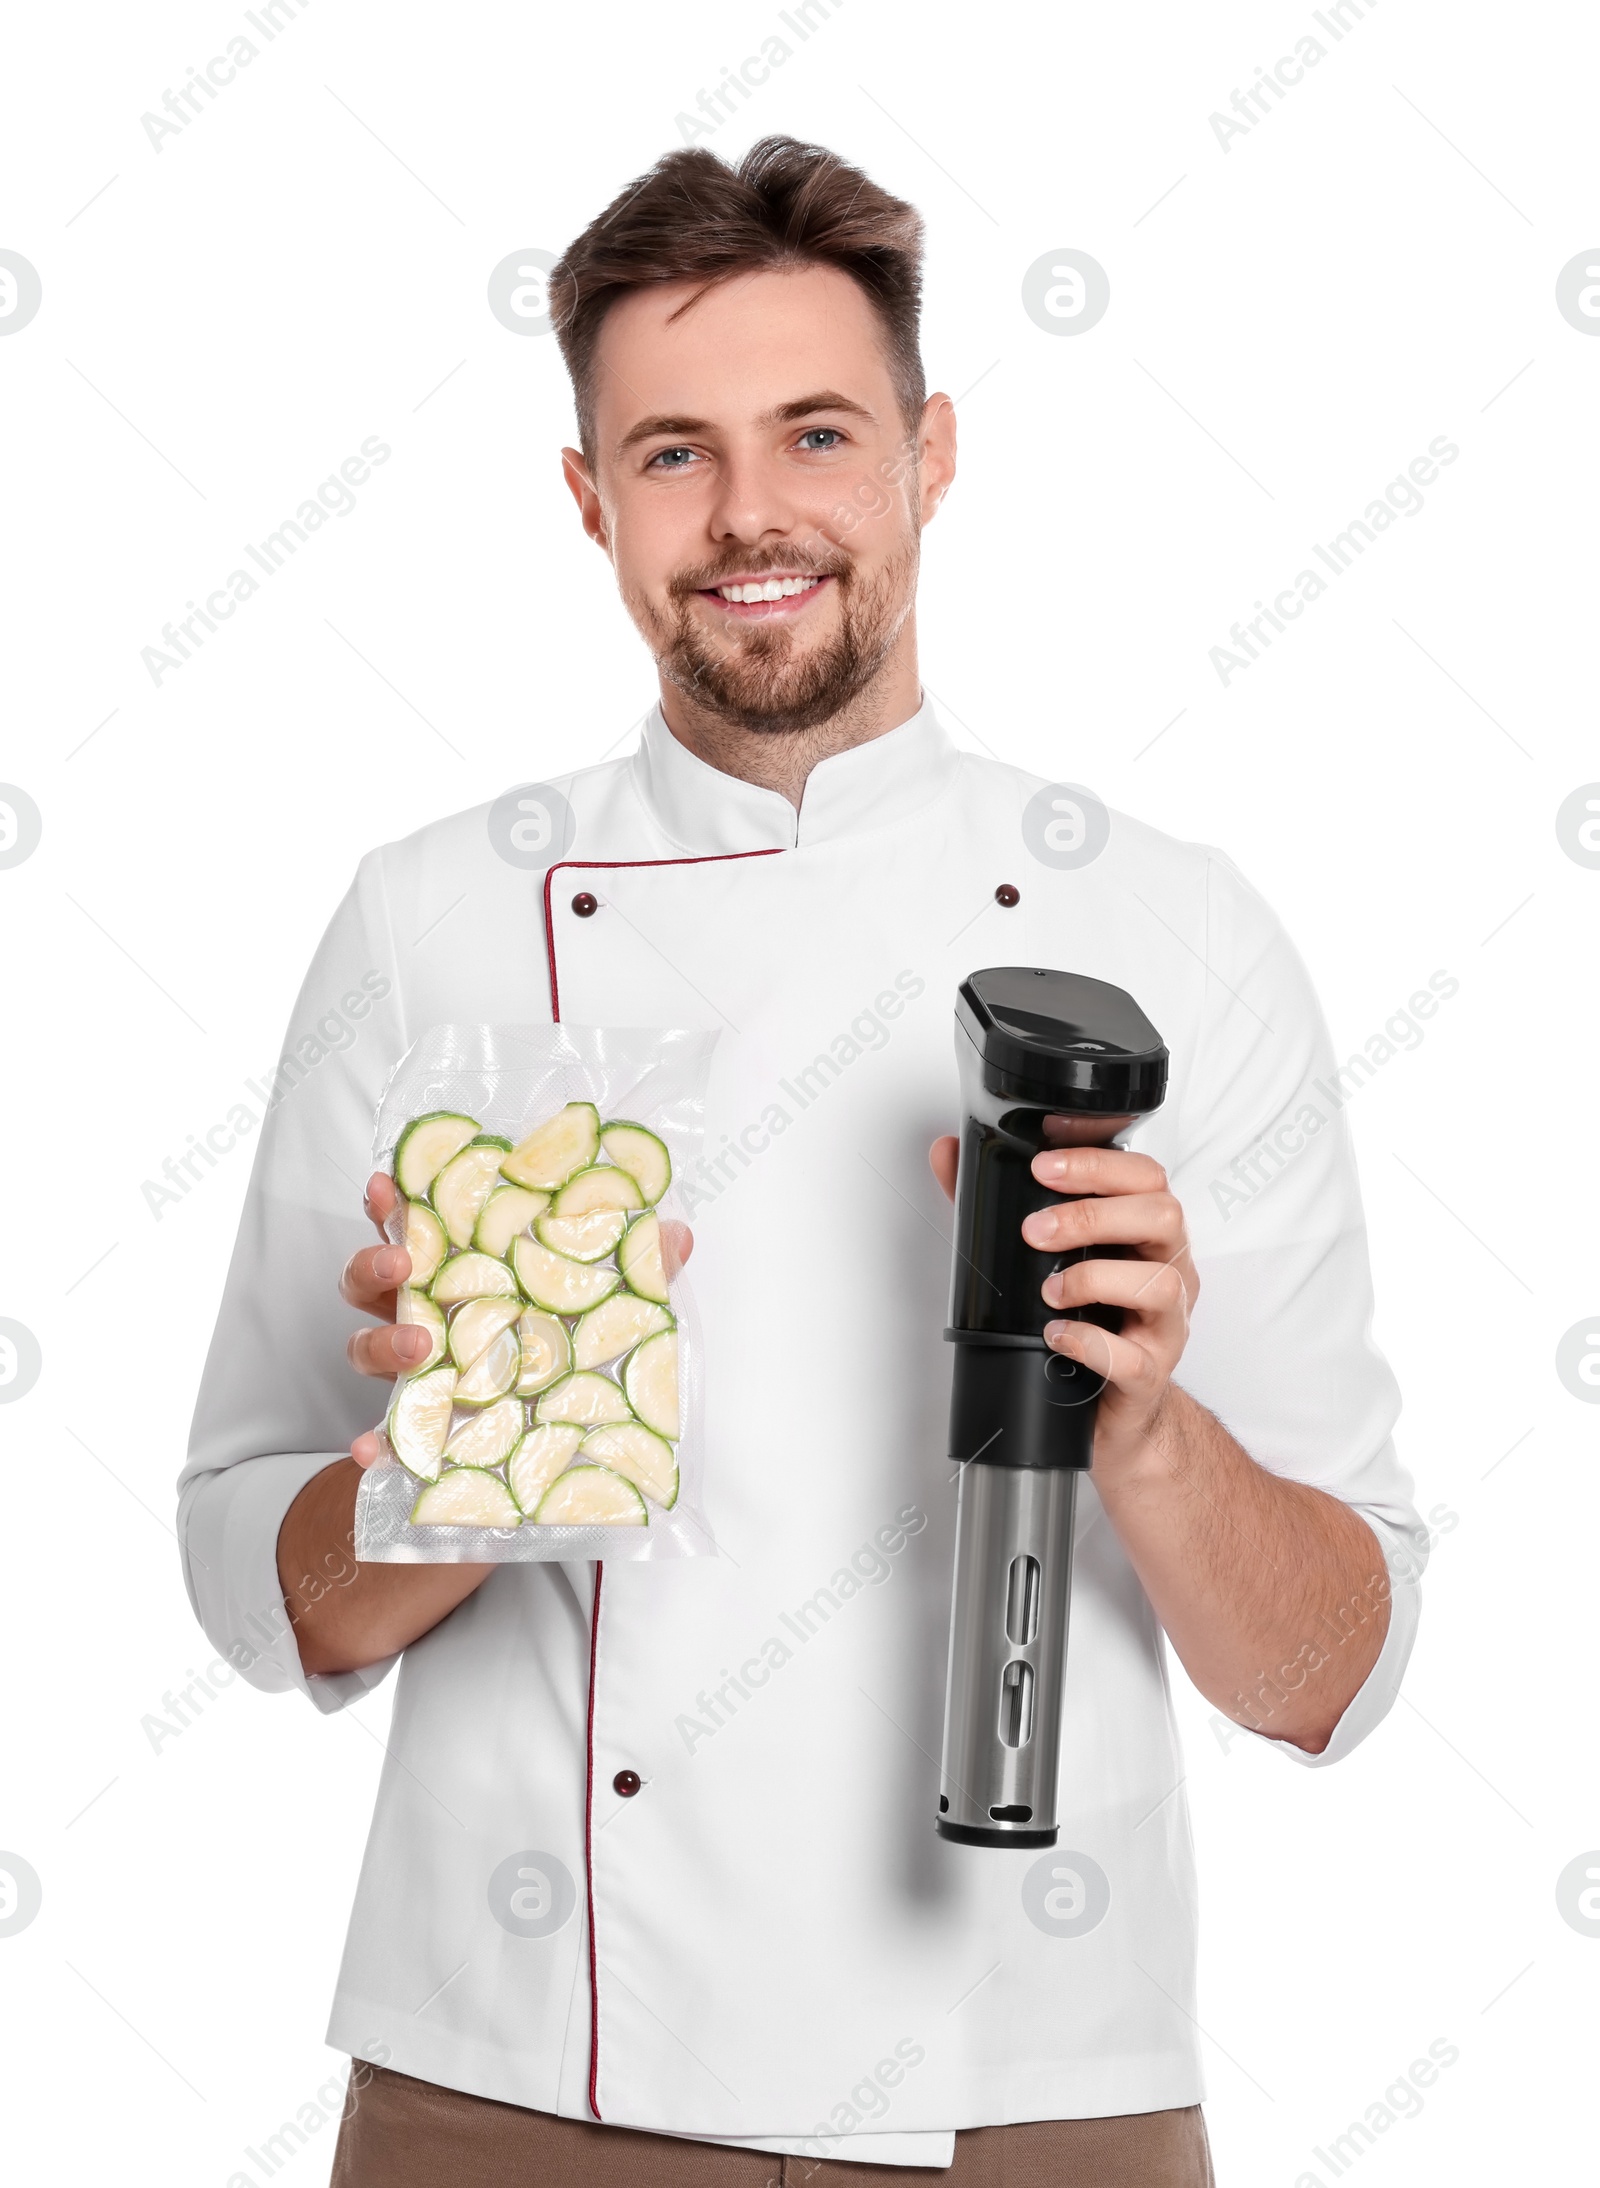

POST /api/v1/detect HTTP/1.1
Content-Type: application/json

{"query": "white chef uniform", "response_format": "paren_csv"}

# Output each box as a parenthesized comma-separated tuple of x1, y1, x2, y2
(178, 698, 1425, 2171)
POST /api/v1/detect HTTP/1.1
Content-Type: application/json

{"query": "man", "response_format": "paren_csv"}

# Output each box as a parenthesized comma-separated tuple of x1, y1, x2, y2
(179, 137, 1424, 2185)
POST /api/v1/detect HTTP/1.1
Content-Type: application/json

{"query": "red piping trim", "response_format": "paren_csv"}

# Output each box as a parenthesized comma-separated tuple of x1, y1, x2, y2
(549, 840, 784, 2122)
(542, 849, 783, 1022)
(584, 1570, 604, 2119)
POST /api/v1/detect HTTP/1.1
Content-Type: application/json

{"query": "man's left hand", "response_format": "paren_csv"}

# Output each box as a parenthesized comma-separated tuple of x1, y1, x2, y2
(929, 1136, 1197, 1473)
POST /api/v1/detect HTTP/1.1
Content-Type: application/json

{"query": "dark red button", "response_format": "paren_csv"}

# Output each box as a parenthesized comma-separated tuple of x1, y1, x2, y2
(995, 883, 1020, 907)
(572, 892, 598, 917)
(612, 1769, 641, 1797)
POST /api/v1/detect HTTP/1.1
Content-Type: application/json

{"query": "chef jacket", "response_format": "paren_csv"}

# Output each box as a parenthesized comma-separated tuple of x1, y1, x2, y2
(178, 698, 1425, 2170)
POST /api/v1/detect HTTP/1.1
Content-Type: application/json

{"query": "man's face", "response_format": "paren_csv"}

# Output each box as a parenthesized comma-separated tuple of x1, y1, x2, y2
(565, 264, 952, 735)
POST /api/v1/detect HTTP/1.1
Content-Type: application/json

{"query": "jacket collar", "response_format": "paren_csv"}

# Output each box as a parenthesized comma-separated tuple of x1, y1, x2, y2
(628, 695, 960, 855)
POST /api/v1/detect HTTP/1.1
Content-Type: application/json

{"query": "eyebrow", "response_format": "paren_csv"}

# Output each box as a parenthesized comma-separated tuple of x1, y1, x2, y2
(615, 390, 876, 457)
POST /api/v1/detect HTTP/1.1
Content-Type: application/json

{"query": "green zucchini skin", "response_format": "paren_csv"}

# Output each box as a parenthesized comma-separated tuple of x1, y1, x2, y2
(387, 1101, 687, 1538)
(394, 1113, 480, 1198)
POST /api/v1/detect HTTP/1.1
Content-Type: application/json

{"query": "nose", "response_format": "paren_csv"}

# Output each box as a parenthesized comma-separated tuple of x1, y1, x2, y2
(704, 441, 809, 552)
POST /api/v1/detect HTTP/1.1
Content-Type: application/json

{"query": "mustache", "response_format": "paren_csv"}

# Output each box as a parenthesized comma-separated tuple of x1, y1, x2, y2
(669, 549, 852, 600)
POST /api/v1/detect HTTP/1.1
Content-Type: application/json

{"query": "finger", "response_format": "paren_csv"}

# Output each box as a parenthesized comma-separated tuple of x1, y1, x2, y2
(1043, 1255, 1194, 1321)
(340, 1241, 412, 1315)
(347, 1322, 431, 1380)
(364, 1170, 399, 1238)
(1021, 1190, 1187, 1256)
(660, 1220, 694, 1279)
(1030, 1146, 1168, 1198)
(352, 1428, 384, 1470)
(1044, 1315, 1165, 1399)
(929, 1136, 959, 1204)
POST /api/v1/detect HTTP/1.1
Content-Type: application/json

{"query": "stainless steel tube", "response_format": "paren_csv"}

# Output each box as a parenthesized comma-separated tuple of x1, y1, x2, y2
(936, 1463, 1077, 1847)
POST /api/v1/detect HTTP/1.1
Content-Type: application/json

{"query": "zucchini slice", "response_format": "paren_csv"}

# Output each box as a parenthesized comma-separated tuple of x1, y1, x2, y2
(551, 1164, 643, 1217)
(623, 1329, 679, 1439)
(397, 1286, 447, 1371)
(386, 1364, 458, 1481)
(599, 1122, 671, 1206)
(579, 1422, 678, 1508)
(515, 1309, 572, 1395)
(512, 1235, 622, 1315)
(473, 1183, 550, 1258)
(447, 1294, 522, 1370)
(444, 1394, 524, 1468)
(430, 1251, 520, 1305)
(618, 1211, 669, 1305)
(534, 1370, 634, 1428)
(433, 1136, 514, 1250)
(402, 1200, 448, 1288)
(454, 1324, 520, 1405)
(532, 1464, 647, 1527)
(411, 1467, 522, 1529)
(394, 1112, 480, 1199)
(572, 1293, 673, 1372)
(535, 1205, 628, 1264)
(507, 1422, 582, 1514)
(500, 1100, 600, 1192)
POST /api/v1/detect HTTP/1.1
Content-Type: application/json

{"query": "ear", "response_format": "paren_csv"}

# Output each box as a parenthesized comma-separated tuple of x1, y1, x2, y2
(562, 446, 611, 556)
(915, 394, 957, 525)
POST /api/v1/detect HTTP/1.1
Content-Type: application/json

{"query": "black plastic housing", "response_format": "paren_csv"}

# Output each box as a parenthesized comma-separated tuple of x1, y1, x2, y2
(946, 969, 1168, 1471)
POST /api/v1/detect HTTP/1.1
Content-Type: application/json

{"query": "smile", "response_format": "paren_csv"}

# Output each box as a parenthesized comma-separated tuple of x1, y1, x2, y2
(697, 573, 833, 616)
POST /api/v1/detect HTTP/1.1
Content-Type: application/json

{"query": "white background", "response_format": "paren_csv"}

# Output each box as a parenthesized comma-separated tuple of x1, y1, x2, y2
(1, 2, 1595, 2182)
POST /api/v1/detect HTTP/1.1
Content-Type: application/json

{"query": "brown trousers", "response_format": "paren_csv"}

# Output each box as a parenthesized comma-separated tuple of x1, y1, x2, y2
(331, 2063, 1215, 2187)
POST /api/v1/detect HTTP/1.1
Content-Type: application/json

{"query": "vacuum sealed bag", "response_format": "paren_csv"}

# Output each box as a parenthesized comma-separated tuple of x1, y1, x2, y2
(354, 1023, 718, 1564)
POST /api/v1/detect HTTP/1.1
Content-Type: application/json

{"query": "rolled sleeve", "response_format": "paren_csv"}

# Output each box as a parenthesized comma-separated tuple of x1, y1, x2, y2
(178, 1450, 398, 1714)
(1159, 852, 1427, 1765)
(1268, 1499, 1423, 1769)
(176, 852, 409, 1710)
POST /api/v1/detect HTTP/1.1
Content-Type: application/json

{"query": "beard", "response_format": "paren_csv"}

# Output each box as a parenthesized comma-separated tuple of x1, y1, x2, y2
(631, 535, 919, 737)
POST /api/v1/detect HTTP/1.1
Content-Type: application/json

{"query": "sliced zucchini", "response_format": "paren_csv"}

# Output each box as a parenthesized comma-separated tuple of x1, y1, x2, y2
(507, 1422, 582, 1514)
(411, 1467, 521, 1529)
(444, 1394, 524, 1468)
(580, 1421, 678, 1508)
(386, 1364, 458, 1481)
(447, 1294, 522, 1370)
(430, 1251, 520, 1305)
(455, 1324, 520, 1405)
(474, 1183, 550, 1258)
(572, 1293, 673, 1372)
(535, 1205, 628, 1263)
(512, 1235, 622, 1315)
(402, 1200, 448, 1288)
(551, 1164, 643, 1217)
(394, 1112, 480, 1199)
(433, 1136, 514, 1249)
(534, 1370, 634, 1427)
(624, 1329, 679, 1439)
(600, 1122, 671, 1207)
(618, 1211, 669, 1305)
(501, 1100, 600, 1192)
(515, 1309, 572, 1395)
(396, 1286, 447, 1371)
(532, 1464, 647, 1527)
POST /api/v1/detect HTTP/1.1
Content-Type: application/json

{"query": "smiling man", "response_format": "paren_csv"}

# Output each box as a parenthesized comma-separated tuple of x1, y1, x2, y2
(179, 139, 1425, 2187)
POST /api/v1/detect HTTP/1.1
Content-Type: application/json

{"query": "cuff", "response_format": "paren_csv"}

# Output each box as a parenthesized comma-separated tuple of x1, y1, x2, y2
(177, 1453, 400, 1717)
(1266, 1509, 1422, 1769)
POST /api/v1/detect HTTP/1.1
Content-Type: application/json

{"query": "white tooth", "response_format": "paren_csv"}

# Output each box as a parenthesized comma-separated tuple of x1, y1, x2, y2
(760, 579, 783, 600)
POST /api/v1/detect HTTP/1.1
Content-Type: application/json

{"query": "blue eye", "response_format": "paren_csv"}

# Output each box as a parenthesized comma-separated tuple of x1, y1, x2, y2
(649, 446, 697, 470)
(798, 428, 843, 451)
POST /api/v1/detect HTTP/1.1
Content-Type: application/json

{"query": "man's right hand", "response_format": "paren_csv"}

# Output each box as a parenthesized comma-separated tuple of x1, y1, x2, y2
(282, 1172, 695, 1678)
(275, 1168, 497, 1678)
(342, 1170, 433, 1466)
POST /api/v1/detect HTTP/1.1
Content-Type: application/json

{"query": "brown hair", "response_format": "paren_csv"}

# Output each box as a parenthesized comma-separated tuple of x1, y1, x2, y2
(550, 136, 926, 461)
